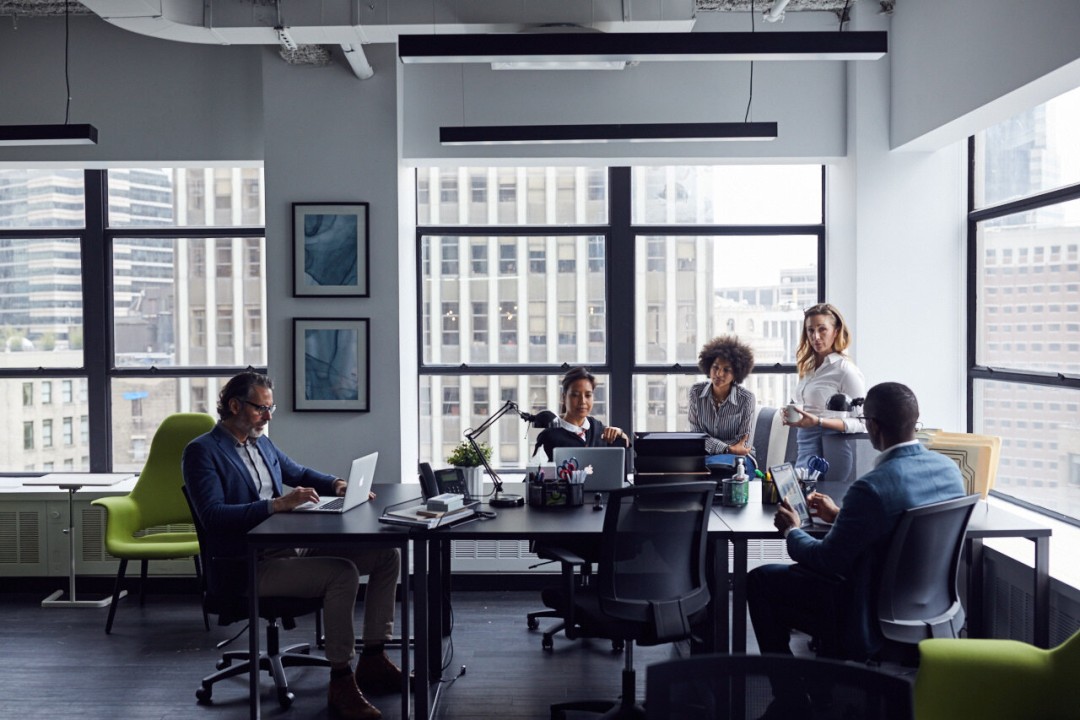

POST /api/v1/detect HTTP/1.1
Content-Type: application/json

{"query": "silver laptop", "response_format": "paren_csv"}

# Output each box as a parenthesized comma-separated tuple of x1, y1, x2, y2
(294, 452, 378, 513)
(553, 447, 626, 491)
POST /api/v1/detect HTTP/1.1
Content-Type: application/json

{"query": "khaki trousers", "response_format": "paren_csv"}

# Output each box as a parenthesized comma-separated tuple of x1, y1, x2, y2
(258, 545, 399, 666)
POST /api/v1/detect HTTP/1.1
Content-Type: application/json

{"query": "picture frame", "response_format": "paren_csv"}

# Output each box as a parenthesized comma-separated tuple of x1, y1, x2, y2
(292, 202, 369, 297)
(293, 318, 370, 412)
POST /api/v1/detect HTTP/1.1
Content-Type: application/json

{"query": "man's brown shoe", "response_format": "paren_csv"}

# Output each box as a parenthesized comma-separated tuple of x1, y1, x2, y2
(355, 652, 404, 696)
(328, 674, 381, 720)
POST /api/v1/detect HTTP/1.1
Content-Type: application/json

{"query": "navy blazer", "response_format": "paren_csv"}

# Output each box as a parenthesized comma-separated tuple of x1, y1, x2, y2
(785, 442, 965, 658)
(182, 424, 337, 560)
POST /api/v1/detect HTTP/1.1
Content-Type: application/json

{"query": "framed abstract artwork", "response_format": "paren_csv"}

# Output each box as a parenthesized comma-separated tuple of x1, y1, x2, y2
(292, 202, 369, 297)
(293, 318, 370, 412)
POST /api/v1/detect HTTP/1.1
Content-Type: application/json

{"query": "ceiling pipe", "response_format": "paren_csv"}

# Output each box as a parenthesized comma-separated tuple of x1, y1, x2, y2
(763, 0, 792, 23)
(79, 0, 376, 80)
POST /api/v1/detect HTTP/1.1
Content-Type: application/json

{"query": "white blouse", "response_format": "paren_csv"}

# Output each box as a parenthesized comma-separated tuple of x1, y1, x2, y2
(792, 352, 867, 434)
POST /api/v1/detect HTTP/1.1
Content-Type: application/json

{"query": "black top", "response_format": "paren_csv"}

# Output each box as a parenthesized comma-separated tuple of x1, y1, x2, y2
(534, 415, 628, 462)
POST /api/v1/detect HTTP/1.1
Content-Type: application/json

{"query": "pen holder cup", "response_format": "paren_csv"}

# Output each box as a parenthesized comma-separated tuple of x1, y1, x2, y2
(761, 477, 780, 505)
(721, 478, 750, 507)
(528, 480, 584, 509)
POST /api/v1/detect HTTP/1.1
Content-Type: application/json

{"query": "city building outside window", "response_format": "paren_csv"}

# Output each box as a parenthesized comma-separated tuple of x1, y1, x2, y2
(417, 165, 823, 467)
(970, 84, 1080, 524)
(0, 167, 267, 472)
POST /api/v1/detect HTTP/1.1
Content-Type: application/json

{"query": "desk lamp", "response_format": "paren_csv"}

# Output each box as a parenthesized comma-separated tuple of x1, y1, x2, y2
(464, 400, 556, 508)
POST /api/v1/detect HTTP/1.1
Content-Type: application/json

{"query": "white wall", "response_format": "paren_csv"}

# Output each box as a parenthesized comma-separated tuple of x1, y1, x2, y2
(892, 0, 1080, 150)
(0, 17, 263, 165)
(832, 9, 966, 432)
(261, 44, 404, 484)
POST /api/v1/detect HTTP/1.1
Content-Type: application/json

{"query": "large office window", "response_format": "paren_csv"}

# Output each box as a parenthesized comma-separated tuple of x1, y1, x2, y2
(969, 85, 1080, 524)
(0, 167, 266, 473)
(417, 166, 824, 467)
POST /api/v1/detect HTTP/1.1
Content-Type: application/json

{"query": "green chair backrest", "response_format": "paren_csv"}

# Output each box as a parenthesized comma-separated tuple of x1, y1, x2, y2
(128, 412, 216, 530)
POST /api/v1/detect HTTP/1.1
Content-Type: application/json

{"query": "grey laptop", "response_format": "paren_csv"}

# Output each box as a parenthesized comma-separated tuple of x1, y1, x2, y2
(553, 447, 626, 491)
(294, 452, 378, 513)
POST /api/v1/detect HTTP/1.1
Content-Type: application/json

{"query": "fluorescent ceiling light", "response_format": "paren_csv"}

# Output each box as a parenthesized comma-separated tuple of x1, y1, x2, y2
(400, 31, 887, 64)
(491, 60, 628, 71)
(0, 124, 98, 146)
(440, 122, 778, 145)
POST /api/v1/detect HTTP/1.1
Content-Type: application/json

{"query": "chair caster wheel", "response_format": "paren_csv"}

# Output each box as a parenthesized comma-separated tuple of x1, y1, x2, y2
(195, 686, 213, 705)
(527, 616, 540, 630)
(277, 690, 294, 708)
(542, 635, 554, 651)
(215, 658, 229, 670)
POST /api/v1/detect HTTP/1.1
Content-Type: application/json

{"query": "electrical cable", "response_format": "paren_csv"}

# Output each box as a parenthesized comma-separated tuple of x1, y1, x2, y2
(744, 1, 756, 123)
(840, 0, 851, 30)
(64, 0, 71, 125)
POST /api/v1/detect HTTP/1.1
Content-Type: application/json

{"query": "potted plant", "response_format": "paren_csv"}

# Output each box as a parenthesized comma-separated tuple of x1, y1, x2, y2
(447, 440, 492, 497)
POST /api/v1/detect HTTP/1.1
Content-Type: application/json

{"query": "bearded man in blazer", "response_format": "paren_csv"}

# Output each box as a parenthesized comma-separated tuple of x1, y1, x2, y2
(184, 371, 401, 720)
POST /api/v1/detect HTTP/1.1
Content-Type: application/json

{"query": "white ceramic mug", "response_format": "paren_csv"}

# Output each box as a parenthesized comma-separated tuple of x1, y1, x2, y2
(784, 403, 803, 424)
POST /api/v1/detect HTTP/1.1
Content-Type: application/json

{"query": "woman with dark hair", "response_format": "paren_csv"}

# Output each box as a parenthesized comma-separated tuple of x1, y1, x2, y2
(688, 336, 757, 466)
(535, 366, 629, 461)
(787, 303, 866, 466)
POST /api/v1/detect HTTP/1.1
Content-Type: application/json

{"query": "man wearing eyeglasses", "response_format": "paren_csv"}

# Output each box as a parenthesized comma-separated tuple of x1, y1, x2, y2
(747, 382, 964, 714)
(184, 371, 398, 720)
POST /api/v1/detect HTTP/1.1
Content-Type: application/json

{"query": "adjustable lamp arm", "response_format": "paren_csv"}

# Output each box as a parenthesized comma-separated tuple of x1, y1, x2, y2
(463, 399, 520, 491)
(463, 399, 530, 507)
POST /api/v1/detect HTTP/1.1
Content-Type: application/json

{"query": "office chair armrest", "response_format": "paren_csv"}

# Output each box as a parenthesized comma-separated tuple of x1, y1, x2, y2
(540, 545, 588, 567)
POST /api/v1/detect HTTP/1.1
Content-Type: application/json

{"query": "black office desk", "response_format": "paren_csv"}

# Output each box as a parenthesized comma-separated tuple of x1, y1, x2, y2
(245, 483, 418, 720)
(712, 492, 1053, 653)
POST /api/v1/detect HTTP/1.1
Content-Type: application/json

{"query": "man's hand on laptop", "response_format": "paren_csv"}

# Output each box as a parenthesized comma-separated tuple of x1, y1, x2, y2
(273, 486, 320, 513)
(807, 492, 839, 523)
(773, 499, 799, 533)
(333, 478, 347, 496)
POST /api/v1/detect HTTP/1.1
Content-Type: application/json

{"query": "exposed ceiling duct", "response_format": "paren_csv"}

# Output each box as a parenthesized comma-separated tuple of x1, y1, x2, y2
(3, 0, 894, 80)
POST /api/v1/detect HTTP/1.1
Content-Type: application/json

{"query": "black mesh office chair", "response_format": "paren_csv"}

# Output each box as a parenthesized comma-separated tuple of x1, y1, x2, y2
(545, 481, 716, 720)
(645, 654, 914, 720)
(181, 488, 329, 708)
(877, 493, 979, 647)
(797, 492, 979, 664)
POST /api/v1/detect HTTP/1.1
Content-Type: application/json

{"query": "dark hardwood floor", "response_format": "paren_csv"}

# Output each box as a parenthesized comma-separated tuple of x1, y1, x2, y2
(0, 589, 699, 720)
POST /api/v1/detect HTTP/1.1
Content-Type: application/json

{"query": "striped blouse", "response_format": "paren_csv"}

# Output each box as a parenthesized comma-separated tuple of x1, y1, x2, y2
(687, 381, 757, 456)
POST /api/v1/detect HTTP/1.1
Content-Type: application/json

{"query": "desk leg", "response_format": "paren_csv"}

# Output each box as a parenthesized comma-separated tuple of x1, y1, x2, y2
(966, 538, 985, 639)
(249, 545, 261, 720)
(731, 537, 748, 654)
(698, 535, 730, 654)
(399, 541, 411, 720)
(413, 536, 430, 720)
(1034, 536, 1050, 649)
(42, 487, 125, 608)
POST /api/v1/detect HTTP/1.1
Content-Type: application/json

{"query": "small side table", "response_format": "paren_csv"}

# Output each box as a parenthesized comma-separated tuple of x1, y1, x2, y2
(23, 473, 137, 608)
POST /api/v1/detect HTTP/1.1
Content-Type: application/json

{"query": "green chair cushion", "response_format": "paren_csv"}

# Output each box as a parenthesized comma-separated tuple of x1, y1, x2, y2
(915, 630, 1080, 720)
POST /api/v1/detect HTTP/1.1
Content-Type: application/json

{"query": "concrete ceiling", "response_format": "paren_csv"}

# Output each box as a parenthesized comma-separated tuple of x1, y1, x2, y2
(1, 0, 893, 78)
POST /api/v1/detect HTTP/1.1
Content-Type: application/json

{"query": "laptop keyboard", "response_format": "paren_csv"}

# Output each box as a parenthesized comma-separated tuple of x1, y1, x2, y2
(320, 497, 345, 511)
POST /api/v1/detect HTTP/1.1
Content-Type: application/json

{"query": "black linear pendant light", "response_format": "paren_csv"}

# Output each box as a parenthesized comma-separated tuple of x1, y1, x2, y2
(401, 31, 887, 64)
(0, 124, 98, 146)
(1, 1, 98, 147)
(440, 122, 778, 145)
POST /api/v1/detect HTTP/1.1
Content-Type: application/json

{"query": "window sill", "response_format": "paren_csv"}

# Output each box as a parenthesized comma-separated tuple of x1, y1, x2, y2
(984, 495, 1080, 591)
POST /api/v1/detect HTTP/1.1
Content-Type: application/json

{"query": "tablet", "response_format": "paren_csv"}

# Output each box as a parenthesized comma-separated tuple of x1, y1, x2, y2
(769, 462, 813, 528)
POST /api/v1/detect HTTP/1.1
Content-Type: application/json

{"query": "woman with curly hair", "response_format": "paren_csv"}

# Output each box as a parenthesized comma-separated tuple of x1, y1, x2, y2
(688, 336, 757, 465)
(787, 303, 866, 466)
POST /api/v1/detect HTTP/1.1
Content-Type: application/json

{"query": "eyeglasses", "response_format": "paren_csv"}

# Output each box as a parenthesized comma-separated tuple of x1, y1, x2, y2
(244, 400, 276, 415)
(854, 415, 875, 423)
